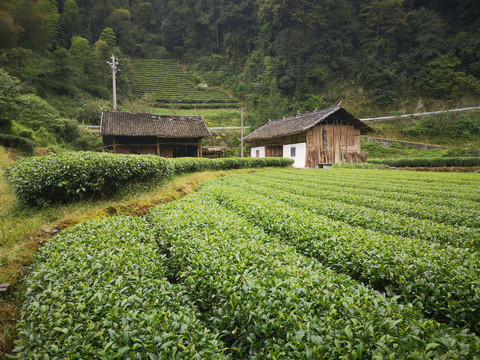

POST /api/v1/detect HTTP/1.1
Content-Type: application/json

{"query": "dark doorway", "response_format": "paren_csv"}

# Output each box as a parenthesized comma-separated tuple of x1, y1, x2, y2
(173, 145, 197, 157)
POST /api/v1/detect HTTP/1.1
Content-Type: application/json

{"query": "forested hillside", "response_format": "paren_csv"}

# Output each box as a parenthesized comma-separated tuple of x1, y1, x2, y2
(1, 0, 479, 133)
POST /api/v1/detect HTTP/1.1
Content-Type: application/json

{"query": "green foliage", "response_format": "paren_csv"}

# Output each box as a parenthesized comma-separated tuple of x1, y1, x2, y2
(371, 112, 480, 150)
(0, 69, 20, 128)
(129, 59, 239, 107)
(204, 171, 480, 332)
(12, 169, 480, 357)
(145, 174, 480, 357)
(14, 217, 229, 358)
(68, 36, 94, 87)
(4, 152, 173, 206)
(4, 152, 293, 206)
(369, 157, 480, 167)
(0, 134, 35, 153)
(99, 27, 117, 49)
(332, 161, 378, 169)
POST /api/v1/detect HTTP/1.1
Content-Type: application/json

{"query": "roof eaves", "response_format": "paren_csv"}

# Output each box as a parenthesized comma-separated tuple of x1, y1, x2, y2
(300, 106, 341, 132)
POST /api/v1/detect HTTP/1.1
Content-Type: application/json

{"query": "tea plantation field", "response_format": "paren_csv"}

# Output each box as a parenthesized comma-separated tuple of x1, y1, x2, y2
(129, 59, 239, 108)
(14, 169, 480, 358)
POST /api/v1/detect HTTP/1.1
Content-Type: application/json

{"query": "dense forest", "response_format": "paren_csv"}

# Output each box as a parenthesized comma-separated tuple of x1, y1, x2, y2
(1, 0, 480, 148)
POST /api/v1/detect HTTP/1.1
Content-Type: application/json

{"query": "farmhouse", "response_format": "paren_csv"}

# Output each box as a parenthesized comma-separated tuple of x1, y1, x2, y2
(100, 110, 211, 157)
(244, 105, 373, 168)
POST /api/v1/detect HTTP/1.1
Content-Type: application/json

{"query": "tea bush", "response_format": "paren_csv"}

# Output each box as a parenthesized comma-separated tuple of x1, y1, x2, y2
(203, 172, 480, 332)
(4, 152, 172, 206)
(0, 134, 35, 153)
(14, 217, 229, 359)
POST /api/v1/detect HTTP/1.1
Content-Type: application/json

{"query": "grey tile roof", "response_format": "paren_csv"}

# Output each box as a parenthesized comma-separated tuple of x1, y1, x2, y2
(243, 105, 372, 141)
(100, 111, 211, 138)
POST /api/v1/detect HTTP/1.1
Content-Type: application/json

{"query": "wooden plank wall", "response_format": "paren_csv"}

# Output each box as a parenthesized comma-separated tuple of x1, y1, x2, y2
(306, 124, 361, 167)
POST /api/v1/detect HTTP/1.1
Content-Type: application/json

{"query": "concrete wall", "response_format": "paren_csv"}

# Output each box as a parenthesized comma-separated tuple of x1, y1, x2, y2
(283, 142, 306, 168)
(251, 146, 266, 158)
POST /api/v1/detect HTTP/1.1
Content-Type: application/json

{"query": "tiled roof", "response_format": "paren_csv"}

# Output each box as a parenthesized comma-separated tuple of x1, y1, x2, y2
(100, 111, 211, 138)
(243, 105, 372, 141)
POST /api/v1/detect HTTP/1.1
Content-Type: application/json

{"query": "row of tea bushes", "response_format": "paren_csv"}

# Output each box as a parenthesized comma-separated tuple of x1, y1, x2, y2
(146, 193, 480, 358)
(203, 176, 480, 333)
(260, 170, 480, 220)
(368, 157, 480, 167)
(169, 157, 293, 174)
(241, 174, 480, 247)
(14, 217, 229, 359)
(4, 152, 293, 206)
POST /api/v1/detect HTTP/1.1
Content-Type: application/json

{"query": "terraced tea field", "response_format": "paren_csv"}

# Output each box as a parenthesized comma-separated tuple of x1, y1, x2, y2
(15, 169, 480, 358)
(129, 59, 239, 108)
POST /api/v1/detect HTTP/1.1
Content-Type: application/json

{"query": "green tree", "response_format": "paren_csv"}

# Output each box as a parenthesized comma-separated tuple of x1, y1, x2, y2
(14, 0, 59, 51)
(58, 0, 80, 47)
(68, 35, 93, 87)
(99, 27, 117, 49)
(0, 69, 20, 128)
(0, 5, 22, 48)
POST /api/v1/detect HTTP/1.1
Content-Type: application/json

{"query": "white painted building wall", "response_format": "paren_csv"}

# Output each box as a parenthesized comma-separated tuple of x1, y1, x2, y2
(251, 146, 265, 158)
(283, 142, 306, 168)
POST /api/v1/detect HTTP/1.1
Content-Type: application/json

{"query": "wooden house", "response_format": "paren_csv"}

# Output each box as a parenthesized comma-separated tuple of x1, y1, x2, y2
(244, 105, 373, 168)
(100, 110, 211, 157)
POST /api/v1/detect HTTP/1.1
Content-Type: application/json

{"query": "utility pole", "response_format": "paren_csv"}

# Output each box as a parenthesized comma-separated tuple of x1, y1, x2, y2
(107, 55, 119, 110)
(240, 107, 244, 158)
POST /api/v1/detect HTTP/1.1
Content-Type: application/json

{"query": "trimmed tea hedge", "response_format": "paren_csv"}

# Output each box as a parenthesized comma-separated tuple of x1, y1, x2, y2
(4, 152, 173, 206)
(240, 173, 480, 244)
(4, 152, 293, 205)
(14, 217, 229, 359)
(369, 156, 480, 167)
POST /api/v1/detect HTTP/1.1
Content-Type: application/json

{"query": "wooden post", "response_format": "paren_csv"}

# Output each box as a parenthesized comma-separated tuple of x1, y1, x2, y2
(156, 138, 160, 156)
(198, 139, 202, 157)
(113, 136, 117, 153)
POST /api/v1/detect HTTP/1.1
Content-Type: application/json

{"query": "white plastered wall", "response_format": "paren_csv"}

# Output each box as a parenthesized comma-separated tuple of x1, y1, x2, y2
(283, 142, 306, 168)
(251, 146, 265, 158)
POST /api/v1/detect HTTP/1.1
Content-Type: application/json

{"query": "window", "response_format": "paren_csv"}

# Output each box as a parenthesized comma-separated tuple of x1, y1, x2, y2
(290, 147, 296, 157)
(256, 149, 260, 158)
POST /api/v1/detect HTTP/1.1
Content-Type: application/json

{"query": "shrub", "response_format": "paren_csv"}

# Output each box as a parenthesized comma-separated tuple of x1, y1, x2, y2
(4, 152, 173, 206)
(0, 134, 35, 153)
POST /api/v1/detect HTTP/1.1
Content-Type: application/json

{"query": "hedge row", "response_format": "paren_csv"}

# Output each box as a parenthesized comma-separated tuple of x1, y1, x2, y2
(369, 156, 480, 167)
(4, 152, 293, 206)
(14, 217, 229, 359)
(4, 152, 173, 206)
(0, 134, 35, 153)
(170, 156, 293, 174)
